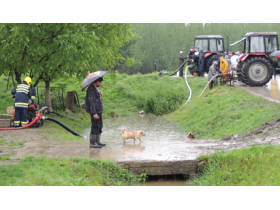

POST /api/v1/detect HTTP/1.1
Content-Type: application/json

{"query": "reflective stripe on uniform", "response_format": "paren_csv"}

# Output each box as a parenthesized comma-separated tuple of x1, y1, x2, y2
(16, 90, 29, 94)
(21, 121, 28, 125)
(16, 84, 29, 93)
(15, 103, 28, 106)
(31, 96, 36, 99)
(15, 105, 28, 108)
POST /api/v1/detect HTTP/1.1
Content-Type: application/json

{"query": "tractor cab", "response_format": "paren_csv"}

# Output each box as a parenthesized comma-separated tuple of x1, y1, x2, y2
(188, 35, 225, 75)
(231, 32, 279, 55)
(194, 35, 225, 53)
(230, 32, 279, 86)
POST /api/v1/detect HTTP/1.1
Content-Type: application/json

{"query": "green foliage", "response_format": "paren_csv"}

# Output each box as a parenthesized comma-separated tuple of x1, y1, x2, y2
(0, 23, 133, 107)
(188, 145, 280, 186)
(0, 76, 15, 113)
(137, 169, 148, 183)
(99, 72, 189, 116)
(0, 156, 137, 186)
(125, 23, 280, 74)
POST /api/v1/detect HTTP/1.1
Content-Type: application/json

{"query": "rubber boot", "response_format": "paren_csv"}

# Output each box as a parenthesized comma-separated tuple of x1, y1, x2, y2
(96, 134, 106, 146)
(90, 134, 102, 148)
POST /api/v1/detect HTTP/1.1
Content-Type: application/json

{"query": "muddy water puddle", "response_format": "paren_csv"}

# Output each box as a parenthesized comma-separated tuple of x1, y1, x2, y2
(83, 114, 187, 143)
(82, 114, 189, 162)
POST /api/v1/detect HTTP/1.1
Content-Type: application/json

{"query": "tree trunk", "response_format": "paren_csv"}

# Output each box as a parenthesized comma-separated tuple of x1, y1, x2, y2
(11, 71, 15, 87)
(45, 80, 52, 110)
(5, 73, 10, 93)
(14, 68, 22, 85)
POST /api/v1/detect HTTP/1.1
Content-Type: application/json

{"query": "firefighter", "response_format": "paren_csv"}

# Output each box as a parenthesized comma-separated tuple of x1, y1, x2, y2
(11, 77, 33, 127)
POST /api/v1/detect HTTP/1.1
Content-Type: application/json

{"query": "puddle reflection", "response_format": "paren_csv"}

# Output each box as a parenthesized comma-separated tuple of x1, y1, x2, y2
(269, 79, 280, 100)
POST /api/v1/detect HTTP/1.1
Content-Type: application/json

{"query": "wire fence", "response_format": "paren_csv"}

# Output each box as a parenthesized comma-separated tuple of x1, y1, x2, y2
(36, 86, 81, 111)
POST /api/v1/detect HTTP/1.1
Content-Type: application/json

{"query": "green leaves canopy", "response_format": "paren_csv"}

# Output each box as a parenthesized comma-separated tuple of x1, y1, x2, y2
(0, 23, 132, 85)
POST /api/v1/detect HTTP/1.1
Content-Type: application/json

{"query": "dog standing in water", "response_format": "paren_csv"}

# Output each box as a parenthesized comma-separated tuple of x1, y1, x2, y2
(121, 128, 146, 143)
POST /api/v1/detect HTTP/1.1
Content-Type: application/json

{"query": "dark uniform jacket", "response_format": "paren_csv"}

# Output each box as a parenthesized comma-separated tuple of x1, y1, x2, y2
(11, 82, 32, 108)
(198, 52, 206, 73)
(85, 84, 103, 115)
(30, 85, 36, 102)
(188, 50, 196, 59)
(178, 54, 188, 66)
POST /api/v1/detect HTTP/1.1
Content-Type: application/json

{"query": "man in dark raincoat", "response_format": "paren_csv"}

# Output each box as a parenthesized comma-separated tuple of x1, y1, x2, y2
(198, 50, 206, 77)
(178, 51, 188, 77)
(84, 77, 106, 148)
(207, 61, 218, 89)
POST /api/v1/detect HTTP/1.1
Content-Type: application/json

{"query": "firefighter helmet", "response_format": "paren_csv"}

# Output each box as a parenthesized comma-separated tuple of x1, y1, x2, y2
(23, 77, 32, 86)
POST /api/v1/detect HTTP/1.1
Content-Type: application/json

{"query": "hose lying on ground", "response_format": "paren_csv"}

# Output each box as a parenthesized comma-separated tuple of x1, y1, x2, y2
(42, 116, 86, 138)
(49, 110, 87, 126)
(0, 116, 39, 130)
(198, 74, 221, 97)
(184, 65, 193, 105)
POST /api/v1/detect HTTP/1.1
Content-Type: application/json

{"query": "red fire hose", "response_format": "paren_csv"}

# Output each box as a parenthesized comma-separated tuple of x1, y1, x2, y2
(0, 109, 86, 138)
(0, 112, 42, 131)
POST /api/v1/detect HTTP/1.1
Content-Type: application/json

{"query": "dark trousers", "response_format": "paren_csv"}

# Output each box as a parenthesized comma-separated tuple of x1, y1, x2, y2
(209, 80, 217, 89)
(14, 107, 27, 127)
(90, 113, 103, 134)
(179, 67, 183, 77)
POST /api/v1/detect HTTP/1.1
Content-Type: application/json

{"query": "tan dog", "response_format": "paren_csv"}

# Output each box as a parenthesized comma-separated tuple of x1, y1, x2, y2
(121, 128, 146, 143)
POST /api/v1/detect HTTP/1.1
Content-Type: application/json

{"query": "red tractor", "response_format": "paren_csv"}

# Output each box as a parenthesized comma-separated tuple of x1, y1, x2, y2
(230, 32, 279, 86)
(188, 35, 226, 75)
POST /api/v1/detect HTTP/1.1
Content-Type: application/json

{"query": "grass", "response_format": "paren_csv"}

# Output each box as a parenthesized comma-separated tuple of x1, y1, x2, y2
(0, 156, 137, 186)
(0, 139, 25, 147)
(0, 153, 14, 161)
(0, 75, 16, 115)
(168, 78, 280, 139)
(188, 145, 280, 186)
(40, 109, 91, 141)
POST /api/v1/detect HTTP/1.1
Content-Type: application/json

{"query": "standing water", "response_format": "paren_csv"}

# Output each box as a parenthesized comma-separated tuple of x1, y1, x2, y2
(83, 114, 190, 186)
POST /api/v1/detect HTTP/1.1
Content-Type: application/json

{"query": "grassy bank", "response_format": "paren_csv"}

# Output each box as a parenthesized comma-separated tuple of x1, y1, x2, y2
(0, 156, 137, 186)
(168, 78, 280, 139)
(188, 145, 280, 186)
(2, 74, 280, 140)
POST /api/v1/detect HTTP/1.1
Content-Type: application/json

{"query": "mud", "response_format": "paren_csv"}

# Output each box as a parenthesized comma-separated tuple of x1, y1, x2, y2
(2, 115, 280, 169)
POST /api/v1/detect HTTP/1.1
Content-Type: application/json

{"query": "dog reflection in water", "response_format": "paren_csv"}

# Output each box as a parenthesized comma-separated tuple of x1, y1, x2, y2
(122, 142, 145, 156)
(121, 128, 146, 143)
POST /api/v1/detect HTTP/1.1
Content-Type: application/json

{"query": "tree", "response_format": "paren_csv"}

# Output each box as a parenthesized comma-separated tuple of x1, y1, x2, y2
(0, 23, 132, 108)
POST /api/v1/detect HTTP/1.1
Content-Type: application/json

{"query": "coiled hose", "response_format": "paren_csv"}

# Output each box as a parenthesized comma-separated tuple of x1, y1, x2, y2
(42, 116, 86, 138)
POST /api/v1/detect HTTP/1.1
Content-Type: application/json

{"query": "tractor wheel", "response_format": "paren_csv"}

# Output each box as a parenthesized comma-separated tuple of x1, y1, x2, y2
(205, 54, 216, 73)
(242, 57, 272, 86)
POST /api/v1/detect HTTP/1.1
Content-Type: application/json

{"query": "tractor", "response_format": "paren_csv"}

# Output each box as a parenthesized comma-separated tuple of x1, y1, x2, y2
(188, 35, 225, 75)
(230, 32, 280, 86)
